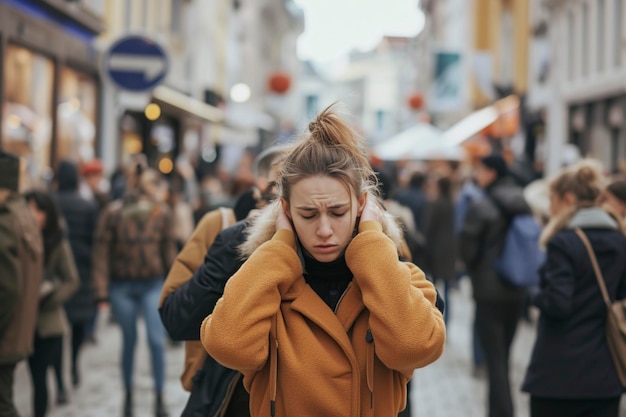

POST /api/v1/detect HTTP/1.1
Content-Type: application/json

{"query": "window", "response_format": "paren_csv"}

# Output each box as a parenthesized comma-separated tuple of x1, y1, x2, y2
(568, 9, 575, 79)
(2, 44, 54, 189)
(615, 0, 623, 67)
(598, 0, 605, 72)
(56, 67, 98, 164)
(582, 2, 589, 77)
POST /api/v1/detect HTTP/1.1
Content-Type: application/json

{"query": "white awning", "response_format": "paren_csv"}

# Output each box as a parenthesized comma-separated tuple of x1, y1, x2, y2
(152, 86, 224, 123)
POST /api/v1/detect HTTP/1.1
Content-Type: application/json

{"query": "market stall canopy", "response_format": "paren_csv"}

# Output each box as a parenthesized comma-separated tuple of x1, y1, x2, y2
(372, 123, 464, 161)
(443, 95, 520, 146)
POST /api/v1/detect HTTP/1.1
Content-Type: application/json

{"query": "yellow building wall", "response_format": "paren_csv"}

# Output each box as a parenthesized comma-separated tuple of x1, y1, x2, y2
(472, 0, 529, 106)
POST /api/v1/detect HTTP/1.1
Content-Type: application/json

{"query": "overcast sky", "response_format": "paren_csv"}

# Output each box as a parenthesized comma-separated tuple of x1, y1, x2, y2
(294, 0, 425, 63)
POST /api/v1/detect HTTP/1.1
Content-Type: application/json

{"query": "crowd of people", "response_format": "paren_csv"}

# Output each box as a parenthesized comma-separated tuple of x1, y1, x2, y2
(2, 105, 626, 417)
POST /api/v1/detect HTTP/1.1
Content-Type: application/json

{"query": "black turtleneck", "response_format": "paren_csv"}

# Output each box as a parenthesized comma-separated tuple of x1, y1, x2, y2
(303, 252, 353, 311)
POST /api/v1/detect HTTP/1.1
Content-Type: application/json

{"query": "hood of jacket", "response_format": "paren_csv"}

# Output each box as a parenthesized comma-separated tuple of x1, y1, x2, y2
(56, 161, 79, 191)
(488, 176, 531, 217)
(540, 205, 625, 247)
(238, 200, 404, 259)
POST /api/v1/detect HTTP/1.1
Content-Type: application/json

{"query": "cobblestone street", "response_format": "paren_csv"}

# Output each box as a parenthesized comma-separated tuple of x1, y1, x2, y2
(11, 279, 625, 417)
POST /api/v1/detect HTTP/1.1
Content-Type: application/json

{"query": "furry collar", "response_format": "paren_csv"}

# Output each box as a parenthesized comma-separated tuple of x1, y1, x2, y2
(540, 205, 624, 248)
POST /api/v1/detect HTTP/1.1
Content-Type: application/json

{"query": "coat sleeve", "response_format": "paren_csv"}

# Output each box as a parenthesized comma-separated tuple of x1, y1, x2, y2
(159, 205, 178, 274)
(40, 241, 79, 310)
(459, 201, 484, 267)
(159, 209, 223, 307)
(201, 229, 302, 373)
(532, 237, 576, 319)
(346, 221, 445, 376)
(160, 224, 244, 341)
(91, 205, 114, 301)
(0, 218, 19, 339)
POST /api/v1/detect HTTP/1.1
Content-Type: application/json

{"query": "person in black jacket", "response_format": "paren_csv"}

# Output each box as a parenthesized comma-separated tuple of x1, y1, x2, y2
(522, 161, 626, 417)
(459, 154, 529, 417)
(52, 161, 99, 400)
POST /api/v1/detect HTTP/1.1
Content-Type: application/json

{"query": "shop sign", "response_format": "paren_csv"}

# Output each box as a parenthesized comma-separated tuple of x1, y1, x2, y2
(104, 35, 168, 92)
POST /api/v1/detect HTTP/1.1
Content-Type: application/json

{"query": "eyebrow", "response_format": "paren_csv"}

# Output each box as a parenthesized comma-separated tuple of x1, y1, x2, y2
(295, 203, 349, 211)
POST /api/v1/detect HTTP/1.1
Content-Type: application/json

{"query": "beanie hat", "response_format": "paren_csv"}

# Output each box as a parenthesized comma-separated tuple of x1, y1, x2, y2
(607, 179, 626, 205)
(480, 154, 508, 179)
(56, 160, 79, 191)
(80, 159, 104, 177)
(0, 151, 20, 192)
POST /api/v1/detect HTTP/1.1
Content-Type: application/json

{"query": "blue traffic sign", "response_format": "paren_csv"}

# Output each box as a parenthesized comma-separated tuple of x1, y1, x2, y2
(105, 35, 168, 92)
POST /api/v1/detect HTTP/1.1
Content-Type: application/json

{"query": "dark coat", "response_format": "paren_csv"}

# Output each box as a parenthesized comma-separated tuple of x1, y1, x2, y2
(459, 177, 528, 302)
(159, 220, 248, 417)
(55, 162, 99, 324)
(522, 213, 626, 399)
(394, 188, 427, 233)
(424, 197, 456, 282)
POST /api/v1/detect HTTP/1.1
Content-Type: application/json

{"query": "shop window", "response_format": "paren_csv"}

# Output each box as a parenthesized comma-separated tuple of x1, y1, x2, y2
(56, 67, 98, 164)
(2, 44, 54, 189)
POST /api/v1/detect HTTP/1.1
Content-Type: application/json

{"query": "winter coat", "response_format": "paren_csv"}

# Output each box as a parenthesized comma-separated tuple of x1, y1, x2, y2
(0, 192, 43, 364)
(424, 197, 456, 282)
(160, 218, 248, 417)
(159, 206, 236, 392)
(201, 215, 445, 417)
(522, 207, 626, 399)
(459, 176, 529, 302)
(56, 189, 99, 324)
(36, 241, 80, 338)
(92, 198, 176, 300)
(394, 187, 427, 233)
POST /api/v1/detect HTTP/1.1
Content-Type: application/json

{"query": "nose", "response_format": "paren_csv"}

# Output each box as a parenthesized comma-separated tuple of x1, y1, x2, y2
(317, 215, 332, 238)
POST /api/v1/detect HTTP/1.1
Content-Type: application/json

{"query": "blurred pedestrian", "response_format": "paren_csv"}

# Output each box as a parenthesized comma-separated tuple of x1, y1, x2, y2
(159, 145, 288, 417)
(459, 153, 530, 417)
(53, 161, 99, 391)
(394, 170, 428, 233)
(0, 152, 43, 417)
(200, 106, 445, 417)
(522, 161, 626, 417)
(24, 190, 79, 417)
(79, 159, 109, 209)
(604, 178, 626, 220)
(424, 176, 457, 325)
(92, 166, 176, 417)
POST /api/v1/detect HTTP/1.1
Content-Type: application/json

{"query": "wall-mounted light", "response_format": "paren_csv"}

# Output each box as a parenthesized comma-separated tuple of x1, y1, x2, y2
(230, 83, 251, 103)
(145, 103, 161, 121)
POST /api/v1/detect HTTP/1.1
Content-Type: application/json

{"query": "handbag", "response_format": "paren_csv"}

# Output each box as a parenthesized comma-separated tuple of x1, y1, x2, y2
(575, 228, 626, 387)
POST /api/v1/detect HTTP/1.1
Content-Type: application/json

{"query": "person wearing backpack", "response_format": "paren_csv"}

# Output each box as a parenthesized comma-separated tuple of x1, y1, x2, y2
(522, 161, 626, 417)
(0, 152, 43, 417)
(92, 167, 176, 417)
(459, 153, 530, 417)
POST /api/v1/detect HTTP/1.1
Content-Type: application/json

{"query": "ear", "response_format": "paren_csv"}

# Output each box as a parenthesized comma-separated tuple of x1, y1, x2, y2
(357, 192, 367, 216)
(280, 197, 291, 220)
(563, 192, 577, 206)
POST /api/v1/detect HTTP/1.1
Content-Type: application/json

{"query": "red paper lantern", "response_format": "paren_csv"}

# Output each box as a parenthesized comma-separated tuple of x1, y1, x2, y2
(268, 72, 291, 94)
(407, 93, 424, 110)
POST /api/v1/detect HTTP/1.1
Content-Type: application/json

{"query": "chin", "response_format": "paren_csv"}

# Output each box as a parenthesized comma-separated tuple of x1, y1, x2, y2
(313, 253, 341, 263)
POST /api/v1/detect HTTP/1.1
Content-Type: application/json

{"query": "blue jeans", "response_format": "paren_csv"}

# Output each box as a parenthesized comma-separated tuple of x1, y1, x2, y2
(109, 279, 166, 392)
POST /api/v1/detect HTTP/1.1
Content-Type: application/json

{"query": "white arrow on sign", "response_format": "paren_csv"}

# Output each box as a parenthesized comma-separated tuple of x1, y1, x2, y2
(108, 54, 166, 82)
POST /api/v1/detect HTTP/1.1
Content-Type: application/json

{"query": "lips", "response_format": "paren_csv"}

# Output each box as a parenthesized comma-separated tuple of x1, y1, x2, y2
(314, 244, 337, 253)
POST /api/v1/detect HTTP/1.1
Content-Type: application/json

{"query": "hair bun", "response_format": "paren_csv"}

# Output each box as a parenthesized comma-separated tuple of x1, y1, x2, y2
(576, 165, 597, 183)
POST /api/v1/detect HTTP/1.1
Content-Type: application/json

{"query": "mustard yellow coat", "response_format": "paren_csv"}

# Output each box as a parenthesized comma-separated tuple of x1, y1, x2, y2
(201, 221, 445, 417)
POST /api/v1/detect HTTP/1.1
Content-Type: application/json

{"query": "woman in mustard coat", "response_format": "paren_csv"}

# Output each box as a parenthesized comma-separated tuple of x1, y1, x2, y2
(201, 106, 446, 417)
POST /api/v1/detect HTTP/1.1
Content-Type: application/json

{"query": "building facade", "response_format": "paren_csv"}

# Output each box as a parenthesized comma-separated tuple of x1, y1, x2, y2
(0, 0, 105, 189)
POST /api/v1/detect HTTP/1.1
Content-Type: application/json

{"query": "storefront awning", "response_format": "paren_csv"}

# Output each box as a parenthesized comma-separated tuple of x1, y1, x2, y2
(152, 86, 224, 123)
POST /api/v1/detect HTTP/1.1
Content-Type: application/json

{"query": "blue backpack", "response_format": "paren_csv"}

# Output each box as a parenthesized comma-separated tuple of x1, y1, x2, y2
(494, 214, 546, 288)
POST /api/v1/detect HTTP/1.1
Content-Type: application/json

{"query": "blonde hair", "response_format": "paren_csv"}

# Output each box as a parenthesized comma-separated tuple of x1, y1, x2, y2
(550, 159, 606, 205)
(239, 104, 403, 257)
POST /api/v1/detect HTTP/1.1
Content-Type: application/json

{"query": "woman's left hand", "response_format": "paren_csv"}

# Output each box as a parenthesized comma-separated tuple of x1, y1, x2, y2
(359, 193, 385, 225)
